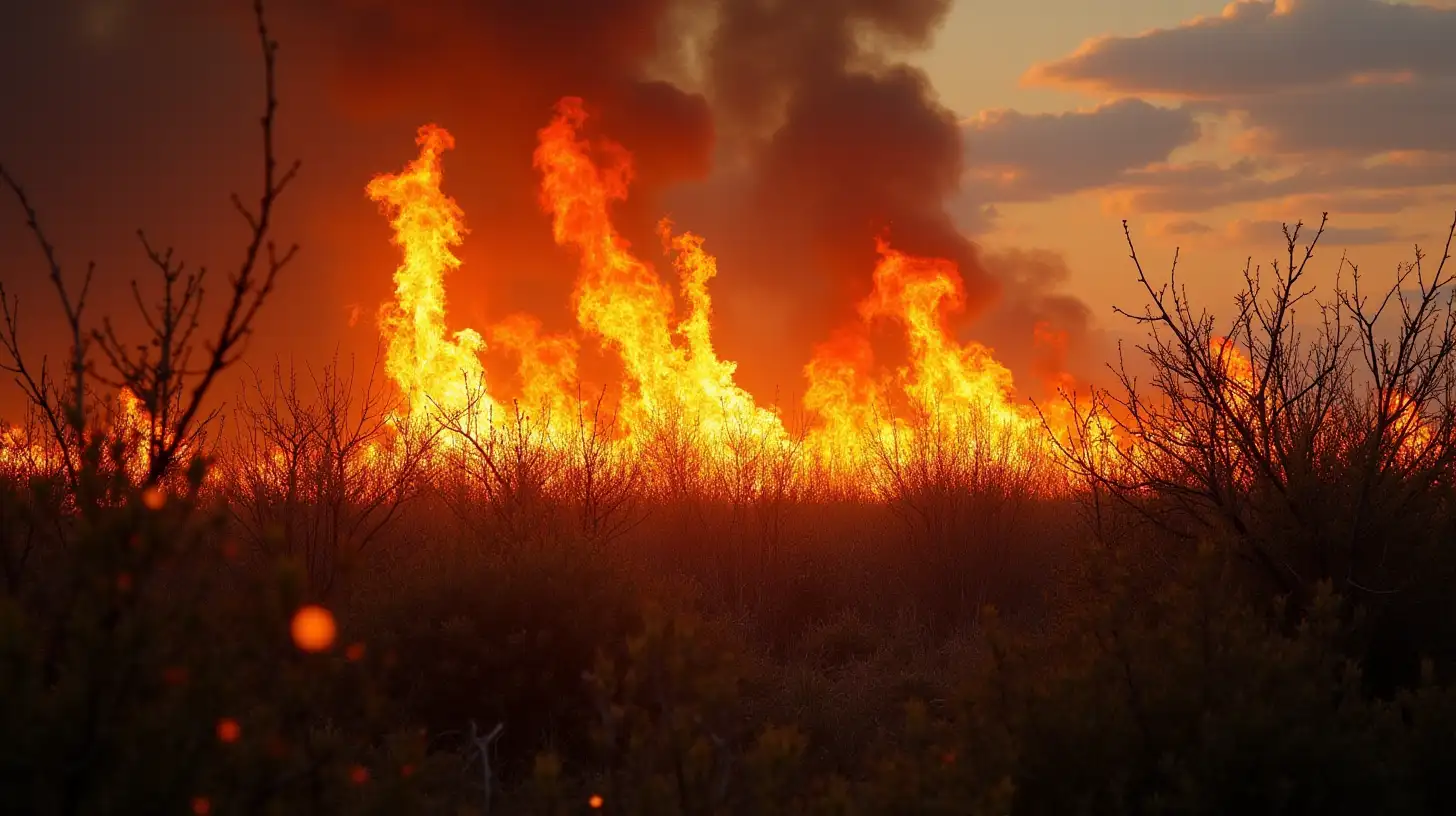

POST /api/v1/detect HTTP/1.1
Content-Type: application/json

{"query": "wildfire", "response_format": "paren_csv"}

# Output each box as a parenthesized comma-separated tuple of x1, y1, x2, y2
(360, 96, 1087, 495)
(800, 240, 1049, 478)
(532, 98, 783, 443)
(0, 386, 178, 484)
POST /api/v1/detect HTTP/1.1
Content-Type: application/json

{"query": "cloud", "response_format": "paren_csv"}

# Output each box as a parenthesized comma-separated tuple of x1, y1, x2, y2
(1139, 214, 1410, 250)
(961, 99, 1199, 202)
(1107, 152, 1456, 213)
(1249, 190, 1429, 217)
(1230, 75, 1456, 154)
(1150, 218, 1215, 237)
(1224, 217, 1408, 247)
(1025, 0, 1456, 98)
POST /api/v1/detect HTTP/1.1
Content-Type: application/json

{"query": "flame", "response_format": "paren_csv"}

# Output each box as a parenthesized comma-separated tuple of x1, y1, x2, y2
(1385, 390, 1435, 464)
(857, 239, 1020, 421)
(532, 97, 784, 443)
(1207, 336, 1436, 476)
(801, 240, 1050, 481)
(367, 125, 491, 426)
(488, 313, 580, 425)
(357, 97, 1095, 498)
(0, 387, 180, 485)
(115, 387, 153, 480)
(0, 423, 45, 474)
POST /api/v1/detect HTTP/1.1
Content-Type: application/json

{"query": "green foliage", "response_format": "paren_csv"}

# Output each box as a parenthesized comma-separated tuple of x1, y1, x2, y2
(879, 546, 1456, 815)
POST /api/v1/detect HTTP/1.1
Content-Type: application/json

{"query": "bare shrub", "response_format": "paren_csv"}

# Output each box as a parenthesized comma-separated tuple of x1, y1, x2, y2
(709, 406, 804, 543)
(559, 389, 646, 549)
(436, 385, 566, 550)
(1051, 213, 1456, 683)
(862, 397, 1060, 618)
(220, 352, 436, 594)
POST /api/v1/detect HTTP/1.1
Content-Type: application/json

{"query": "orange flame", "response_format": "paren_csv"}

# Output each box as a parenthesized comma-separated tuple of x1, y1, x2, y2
(533, 97, 784, 442)
(801, 240, 1049, 479)
(360, 97, 1095, 496)
(367, 125, 491, 426)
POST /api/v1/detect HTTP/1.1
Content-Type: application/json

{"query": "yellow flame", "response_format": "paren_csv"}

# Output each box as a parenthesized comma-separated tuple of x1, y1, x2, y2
(367, 125, 491, 426)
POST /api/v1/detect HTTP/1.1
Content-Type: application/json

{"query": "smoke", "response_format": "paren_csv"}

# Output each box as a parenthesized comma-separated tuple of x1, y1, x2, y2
(273, 0, 1081, 399)
(684, 0, 995, 398)
(974, 249, 1109, 397)
(272, 0, 713, 338)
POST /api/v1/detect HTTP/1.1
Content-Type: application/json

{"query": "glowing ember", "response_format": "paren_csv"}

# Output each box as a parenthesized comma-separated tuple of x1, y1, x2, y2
(290, 605, 337, 653)
(216, 718, 241, 744)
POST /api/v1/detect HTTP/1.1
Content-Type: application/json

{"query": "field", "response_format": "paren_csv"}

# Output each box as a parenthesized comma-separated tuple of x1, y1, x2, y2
(4, 2, 1456, 814)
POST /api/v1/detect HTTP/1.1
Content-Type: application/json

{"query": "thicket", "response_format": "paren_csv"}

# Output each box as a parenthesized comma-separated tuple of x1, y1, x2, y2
(2, 3, 1455, 813)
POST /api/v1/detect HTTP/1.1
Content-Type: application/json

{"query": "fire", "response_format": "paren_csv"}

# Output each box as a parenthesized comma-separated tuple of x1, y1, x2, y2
(115, 387, 154, 481)
(488, 313, 579, 428)
(857, 240, 1020, 420)
(1206, 336, 1435, 474)
(801, 240, 1049, 481)
(1385, 390, 1435, 463)
(367, 125, 491, 426)
(0, 423, 45, 474)
(1211, 336, 1254, 395)
(532, 98, 784, 443)
(358, 96, 1089, 497)
(0, 386, 183, 486)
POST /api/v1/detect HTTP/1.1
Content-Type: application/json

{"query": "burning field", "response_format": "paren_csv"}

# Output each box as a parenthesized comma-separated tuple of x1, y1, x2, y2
(4, 0, 1456, 813)
(358, 98, 1079, 500)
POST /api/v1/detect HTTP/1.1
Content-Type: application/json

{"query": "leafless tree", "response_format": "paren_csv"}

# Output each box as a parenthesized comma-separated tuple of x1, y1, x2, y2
(1048, 213, 1456, 609)
(0, 0, 298, 489)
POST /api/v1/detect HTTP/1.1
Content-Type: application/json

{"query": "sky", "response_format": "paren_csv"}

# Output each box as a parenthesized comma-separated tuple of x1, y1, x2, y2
(1, 0, 1454, 419)
(931, 0, 1456, 313)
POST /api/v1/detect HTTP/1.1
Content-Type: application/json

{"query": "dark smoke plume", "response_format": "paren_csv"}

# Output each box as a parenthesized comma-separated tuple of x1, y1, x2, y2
(277, 0, 1078, 398)
(688, 0, 996, 398)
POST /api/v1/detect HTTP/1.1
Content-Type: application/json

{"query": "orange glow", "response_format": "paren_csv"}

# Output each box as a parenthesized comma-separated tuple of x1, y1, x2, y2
(589, 794, 604, 809)
(290, 605, 337, 653)
(1385, 389, 1434, 463)
(216, 718, 241, 744)
(141, 486, 166, 510)
(533, 98, 784, 442)
(359, 97, 1098, 495)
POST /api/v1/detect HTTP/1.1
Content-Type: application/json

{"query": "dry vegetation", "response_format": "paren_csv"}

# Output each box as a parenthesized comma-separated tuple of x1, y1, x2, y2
(3, 3, 1456, 814)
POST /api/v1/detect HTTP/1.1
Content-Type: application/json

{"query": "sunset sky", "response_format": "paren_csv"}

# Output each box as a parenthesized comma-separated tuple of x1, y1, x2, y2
(2, 0, 1453, 416)
(929, 0, 1456, 313)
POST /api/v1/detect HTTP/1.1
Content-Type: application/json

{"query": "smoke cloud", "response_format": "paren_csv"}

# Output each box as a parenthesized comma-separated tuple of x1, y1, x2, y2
(263, 0, 1016, 400)
(692, 0, 997, 398)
